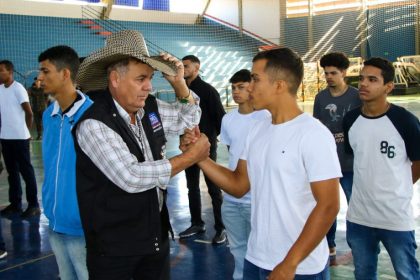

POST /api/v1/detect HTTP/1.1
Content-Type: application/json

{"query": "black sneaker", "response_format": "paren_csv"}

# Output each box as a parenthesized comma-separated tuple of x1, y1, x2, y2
(21, 207, 41, 218)
(212, 229, 227, 245)
(0, 250, 7, 259)
(0, 204, 22, 215)
(179, 225, 206, 238)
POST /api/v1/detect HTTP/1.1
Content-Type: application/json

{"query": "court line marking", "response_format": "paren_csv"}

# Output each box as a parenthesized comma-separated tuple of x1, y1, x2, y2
(0, 253, 55, 273)
(193, 239, 212, 244)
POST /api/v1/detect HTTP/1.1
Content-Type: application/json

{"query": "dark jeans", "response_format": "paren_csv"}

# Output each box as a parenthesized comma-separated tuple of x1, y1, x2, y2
(0, 213, 4, 251)
(0, 142, 3, 174)
(185, 138, 224, 231)
(326, 171, 353, 248)
(243, 259, 330, 280)
(1, 139, 39, 209)
(86, 237, 170, 280)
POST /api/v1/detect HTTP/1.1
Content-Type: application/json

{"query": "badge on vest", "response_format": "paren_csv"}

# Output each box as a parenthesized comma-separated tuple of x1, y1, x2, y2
(149, 112, 163, 133)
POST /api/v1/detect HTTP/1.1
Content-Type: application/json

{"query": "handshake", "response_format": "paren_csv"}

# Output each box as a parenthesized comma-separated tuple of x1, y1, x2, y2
(180, 126, 210, 164)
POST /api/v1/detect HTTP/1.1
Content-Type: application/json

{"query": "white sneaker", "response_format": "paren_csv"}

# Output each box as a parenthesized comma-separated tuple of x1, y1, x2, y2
(0, 250, 7, 259)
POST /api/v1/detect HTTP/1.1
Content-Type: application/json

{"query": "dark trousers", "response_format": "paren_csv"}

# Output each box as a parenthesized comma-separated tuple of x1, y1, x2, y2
(33, 111, 43, 137)
(0, 213, 4, 251)
(185, 138, 224, 231)
(1, 139, 39, 209)
(0, 142, 3, 174)
(86, 237, 170, 280)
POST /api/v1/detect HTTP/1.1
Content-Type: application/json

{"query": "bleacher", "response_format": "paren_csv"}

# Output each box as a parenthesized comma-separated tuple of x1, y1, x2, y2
(0, 13, 264, 104)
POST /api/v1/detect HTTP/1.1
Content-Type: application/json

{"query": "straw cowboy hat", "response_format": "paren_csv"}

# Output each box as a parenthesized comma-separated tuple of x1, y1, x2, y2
(76, 29, 178, 92)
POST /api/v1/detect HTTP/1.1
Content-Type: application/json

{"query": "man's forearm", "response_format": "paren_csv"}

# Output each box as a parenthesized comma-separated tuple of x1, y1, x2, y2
(21, 102, 34, 131)
(169, 152, 199, 177)
(198, 158, 249, 197)
(282, 200, 339, 269)
(412, 161, 420, 184)
(172, 81, 194, 104)
(25, 112, 33, 130)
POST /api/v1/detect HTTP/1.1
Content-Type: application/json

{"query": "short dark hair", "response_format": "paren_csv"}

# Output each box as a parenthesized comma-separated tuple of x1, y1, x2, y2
(182, 55, 200, 64)
(229, 69, 251, 84)
(38, 45, 80, 82)
(320, 52, 350, 70)
(363, 57, 395, 84)
(0, 60, 14, 72)
(252, 47, 303, 94)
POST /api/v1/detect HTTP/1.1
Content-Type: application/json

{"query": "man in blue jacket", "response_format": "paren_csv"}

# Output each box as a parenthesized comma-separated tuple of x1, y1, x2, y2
(38, 45, 92, 280)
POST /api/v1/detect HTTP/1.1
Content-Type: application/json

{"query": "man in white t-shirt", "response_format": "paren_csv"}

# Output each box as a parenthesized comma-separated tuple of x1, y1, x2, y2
(220, 69, 270, 280)
(343, 57, 420, 279)
(0, 60, 40, 218)
(182, 48, 342, 279)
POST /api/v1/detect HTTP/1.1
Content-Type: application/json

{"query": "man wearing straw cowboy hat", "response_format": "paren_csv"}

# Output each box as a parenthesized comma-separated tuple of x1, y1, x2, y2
(73, 30, 210, 280)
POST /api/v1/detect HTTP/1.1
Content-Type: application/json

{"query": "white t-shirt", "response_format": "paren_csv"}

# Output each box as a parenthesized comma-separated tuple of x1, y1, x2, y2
(220, 109, 270, 203)
(241, 113, 342, 274)
(343, 105, 420, 231)
(0, 81, 31, 139)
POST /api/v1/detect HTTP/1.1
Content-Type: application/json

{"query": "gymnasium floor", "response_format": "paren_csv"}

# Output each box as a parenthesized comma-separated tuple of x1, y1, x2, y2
(0, 96, 419, 280)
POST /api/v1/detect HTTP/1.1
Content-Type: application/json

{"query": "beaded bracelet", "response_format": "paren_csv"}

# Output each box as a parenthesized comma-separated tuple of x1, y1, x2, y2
(178, 90, 191, 104)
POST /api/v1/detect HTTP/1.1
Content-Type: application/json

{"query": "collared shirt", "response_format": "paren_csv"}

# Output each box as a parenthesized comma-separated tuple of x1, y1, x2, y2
(76, 93, 200, 200)
(60, 94, 82, 115)
(117, 100, 155, 164)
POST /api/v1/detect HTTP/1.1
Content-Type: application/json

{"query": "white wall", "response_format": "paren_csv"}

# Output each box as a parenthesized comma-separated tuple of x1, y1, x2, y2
(0, 0, 198, 24)
(205, 0, 280, 45)
(0, 0, 97, 18)
(206, 0, 239, 25)
(243, 0, 280, 44)
(170, 0, 207, 14)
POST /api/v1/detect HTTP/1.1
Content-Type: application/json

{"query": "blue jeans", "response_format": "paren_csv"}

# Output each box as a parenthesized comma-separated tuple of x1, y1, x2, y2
(222, 200, 251, 280)
(48, 229, 88, 280)
(243, 259, 330, 280)
(346, 221, 420, 280)
(327, 171, 353, 248)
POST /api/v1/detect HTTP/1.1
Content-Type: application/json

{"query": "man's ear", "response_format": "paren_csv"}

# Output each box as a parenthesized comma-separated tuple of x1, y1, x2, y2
(275, 79, 288, 93)
(385, 81, 395, 95)
(63, 68, 71, 81)
(109, 70, 120, 88)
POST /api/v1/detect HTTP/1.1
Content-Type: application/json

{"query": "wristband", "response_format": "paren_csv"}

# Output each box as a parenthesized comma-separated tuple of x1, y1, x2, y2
(178, 90, 191, 104)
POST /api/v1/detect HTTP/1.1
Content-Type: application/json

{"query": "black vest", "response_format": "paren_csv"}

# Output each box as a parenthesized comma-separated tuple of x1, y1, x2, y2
(73, 89, 171, 256)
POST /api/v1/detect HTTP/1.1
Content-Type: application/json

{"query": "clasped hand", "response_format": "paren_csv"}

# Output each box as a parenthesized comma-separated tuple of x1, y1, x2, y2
(180, 126, 210, 163)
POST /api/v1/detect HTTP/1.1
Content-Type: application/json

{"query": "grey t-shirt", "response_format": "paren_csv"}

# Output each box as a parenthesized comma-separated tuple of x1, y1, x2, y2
(313, 86, 361, 172)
